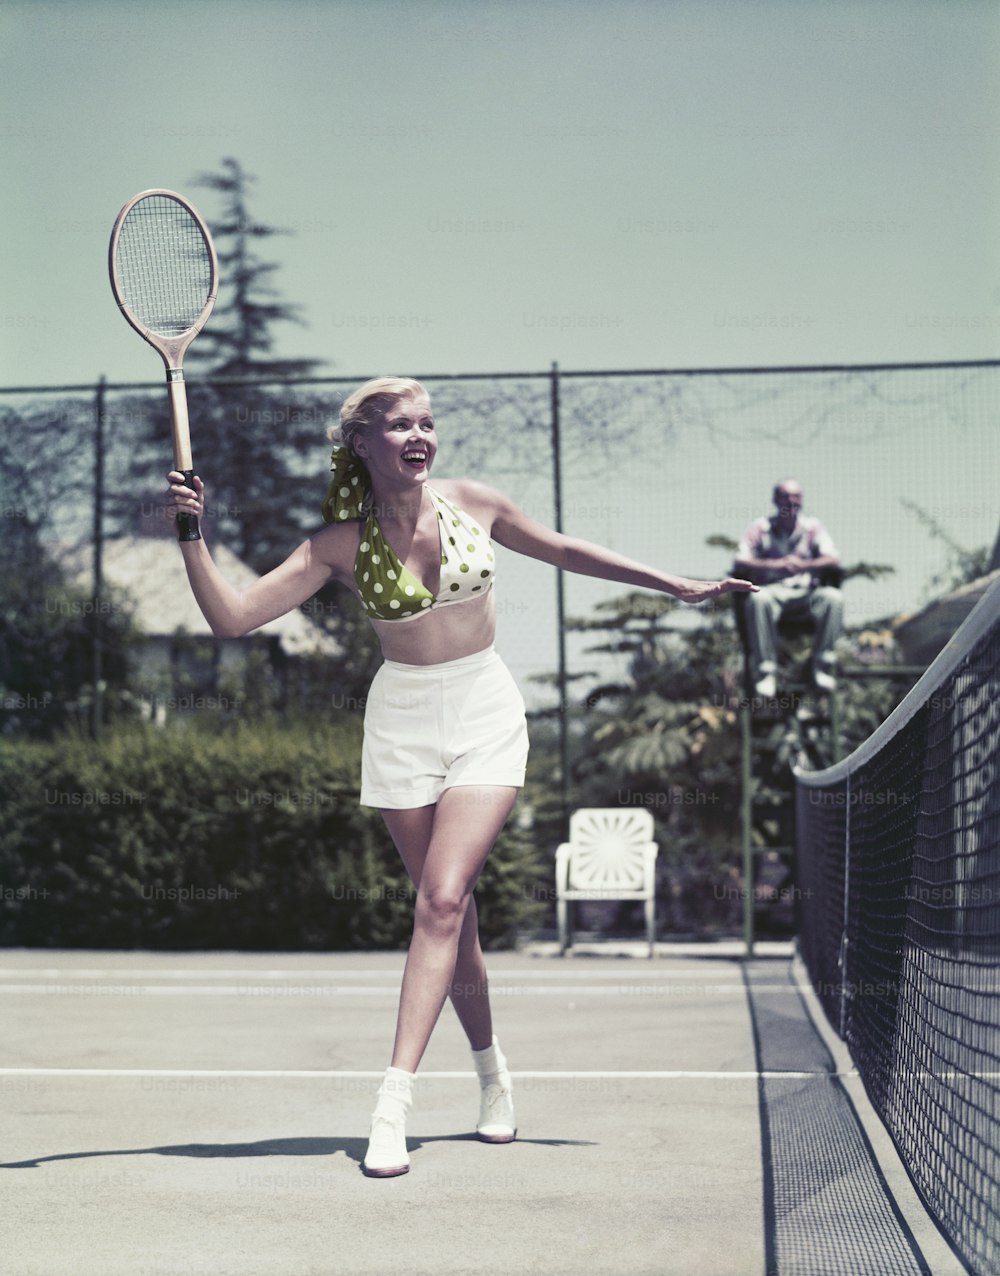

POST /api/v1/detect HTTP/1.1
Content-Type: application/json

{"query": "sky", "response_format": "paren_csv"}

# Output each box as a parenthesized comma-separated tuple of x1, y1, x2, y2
(3, 0, 999, 699)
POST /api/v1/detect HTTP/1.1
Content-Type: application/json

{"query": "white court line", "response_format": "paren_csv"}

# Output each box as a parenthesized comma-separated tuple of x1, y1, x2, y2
(5, 1066, 989, 1076)
(0, 1067, 851, 1079)
(0, 983, 796, 996)
(0, 967, 734, 980)
(4, 1066, 996, 1079)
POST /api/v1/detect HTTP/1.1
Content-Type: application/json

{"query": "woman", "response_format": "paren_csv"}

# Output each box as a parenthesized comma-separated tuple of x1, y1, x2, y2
(166, 375, 757, 1178)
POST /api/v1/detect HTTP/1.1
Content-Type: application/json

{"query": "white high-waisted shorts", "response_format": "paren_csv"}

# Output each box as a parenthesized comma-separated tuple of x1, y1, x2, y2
(360, 644, 529, 809)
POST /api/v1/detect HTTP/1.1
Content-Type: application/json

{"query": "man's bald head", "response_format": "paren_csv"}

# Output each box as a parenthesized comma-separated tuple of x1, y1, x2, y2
(773, 480, 803, 527)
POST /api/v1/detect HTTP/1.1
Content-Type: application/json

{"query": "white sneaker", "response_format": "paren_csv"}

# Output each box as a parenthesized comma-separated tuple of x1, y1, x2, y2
(472, 1036, 516, 1144)
(813, 667, 836, 693)
(363, 1066, 413, 1177)
(478, 1081, 517, 1143)
(363, 1113, 410, 1177)
(754, 673, 777, 699)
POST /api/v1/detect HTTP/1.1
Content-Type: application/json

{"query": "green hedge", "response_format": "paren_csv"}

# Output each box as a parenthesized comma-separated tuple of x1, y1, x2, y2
(0, 722, 545, 950)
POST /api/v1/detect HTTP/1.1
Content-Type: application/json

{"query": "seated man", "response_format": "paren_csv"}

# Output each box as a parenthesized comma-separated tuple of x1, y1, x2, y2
(733, 479, 843, 698)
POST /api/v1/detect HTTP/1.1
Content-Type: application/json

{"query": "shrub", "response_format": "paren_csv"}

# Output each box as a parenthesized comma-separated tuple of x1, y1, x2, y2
(0, 720, 546, 950)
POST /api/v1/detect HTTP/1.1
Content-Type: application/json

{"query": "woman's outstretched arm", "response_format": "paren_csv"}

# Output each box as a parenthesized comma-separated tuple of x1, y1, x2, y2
(468, 482, 758, 605)
(166, 472, 350, 637)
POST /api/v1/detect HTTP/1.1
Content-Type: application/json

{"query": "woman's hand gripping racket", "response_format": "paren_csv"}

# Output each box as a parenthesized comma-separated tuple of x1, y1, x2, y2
(109, 190, 219, 541)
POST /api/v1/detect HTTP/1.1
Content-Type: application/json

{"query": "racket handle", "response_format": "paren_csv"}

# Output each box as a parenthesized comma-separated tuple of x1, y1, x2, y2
(176, 468, 201, 542)
(167, 373, 201, 543)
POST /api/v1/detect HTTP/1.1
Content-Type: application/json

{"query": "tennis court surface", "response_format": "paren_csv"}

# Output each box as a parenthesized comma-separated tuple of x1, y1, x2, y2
(0, 944, 968, 1276)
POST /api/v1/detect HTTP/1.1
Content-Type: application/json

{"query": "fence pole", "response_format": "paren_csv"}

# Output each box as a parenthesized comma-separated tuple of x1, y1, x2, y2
(740, 702, 754, 956)
(91, 375, 106, 740)
(550, 361, 570, 832)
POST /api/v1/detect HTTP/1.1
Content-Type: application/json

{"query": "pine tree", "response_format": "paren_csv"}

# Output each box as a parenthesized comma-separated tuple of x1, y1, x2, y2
(182, 157, 333, 570)
(123, 158, 334, 572)
(186, 157, 322, 383)
(119, 158, 381, 703)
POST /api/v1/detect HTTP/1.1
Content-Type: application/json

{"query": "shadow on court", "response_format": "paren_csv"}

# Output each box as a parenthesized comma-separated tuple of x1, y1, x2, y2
(0, 1132, 591, 1172)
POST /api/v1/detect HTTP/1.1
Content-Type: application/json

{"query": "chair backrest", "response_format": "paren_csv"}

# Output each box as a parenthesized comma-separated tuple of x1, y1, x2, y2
(565, 808, 655, 891)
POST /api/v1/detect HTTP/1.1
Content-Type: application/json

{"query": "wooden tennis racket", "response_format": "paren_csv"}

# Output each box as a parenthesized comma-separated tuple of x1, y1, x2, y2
(109, 189, 219, 541)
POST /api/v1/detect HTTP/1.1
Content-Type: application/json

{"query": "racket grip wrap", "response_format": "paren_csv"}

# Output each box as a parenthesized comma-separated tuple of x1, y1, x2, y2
(176, 469, 202, 543)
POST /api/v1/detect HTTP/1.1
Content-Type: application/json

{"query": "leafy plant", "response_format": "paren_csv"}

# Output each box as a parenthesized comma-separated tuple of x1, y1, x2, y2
(0, 720, 546, 949)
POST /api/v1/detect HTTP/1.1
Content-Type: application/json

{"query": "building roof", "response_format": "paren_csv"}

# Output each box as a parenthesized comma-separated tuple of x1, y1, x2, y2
(60, 535, 340, 657)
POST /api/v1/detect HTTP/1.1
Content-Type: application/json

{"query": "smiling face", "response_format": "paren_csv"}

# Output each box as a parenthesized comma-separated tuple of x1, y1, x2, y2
(352, 392, 438, 488)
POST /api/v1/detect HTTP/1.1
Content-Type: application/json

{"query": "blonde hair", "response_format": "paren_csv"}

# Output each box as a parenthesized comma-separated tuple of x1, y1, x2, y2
(326, 377, 429, 451)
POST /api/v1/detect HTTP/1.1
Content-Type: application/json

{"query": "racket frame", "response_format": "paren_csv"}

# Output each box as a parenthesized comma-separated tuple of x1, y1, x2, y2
(108, 188, 219, 541)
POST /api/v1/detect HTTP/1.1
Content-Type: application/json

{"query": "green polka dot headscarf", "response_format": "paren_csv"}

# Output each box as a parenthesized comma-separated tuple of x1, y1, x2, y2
(321, 445, 370, 523)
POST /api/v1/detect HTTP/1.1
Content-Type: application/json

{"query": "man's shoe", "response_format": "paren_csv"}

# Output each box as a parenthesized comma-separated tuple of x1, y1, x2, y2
(754, 673, 777, 699)
(813, 668, 836, 693)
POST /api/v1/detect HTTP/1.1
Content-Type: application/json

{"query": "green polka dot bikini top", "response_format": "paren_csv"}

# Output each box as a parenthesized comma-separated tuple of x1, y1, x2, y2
(355, 486, 495, 622)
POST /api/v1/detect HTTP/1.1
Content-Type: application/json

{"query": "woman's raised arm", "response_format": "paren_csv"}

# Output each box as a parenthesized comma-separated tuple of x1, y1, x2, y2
(167, 472, 351, 638)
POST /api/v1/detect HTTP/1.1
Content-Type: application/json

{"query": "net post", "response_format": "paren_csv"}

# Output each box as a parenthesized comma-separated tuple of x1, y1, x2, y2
(550, 360, 570, 837)
(740, 701, 754, 956)
(91, 374, 106, 742)
(830, 682, 844, 764)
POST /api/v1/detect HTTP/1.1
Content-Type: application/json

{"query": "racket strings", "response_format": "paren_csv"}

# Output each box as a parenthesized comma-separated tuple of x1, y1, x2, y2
(114, 196, 213, 337)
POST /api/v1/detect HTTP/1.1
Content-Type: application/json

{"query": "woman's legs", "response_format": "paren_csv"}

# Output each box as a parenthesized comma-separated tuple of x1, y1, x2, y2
(381, 784, 518, 1073)
(382, 804, 494, 1051)
(449, 895, 493, 1051)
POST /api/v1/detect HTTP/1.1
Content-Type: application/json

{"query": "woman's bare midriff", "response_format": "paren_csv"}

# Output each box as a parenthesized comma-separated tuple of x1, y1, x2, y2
(369, 589, 497, 665)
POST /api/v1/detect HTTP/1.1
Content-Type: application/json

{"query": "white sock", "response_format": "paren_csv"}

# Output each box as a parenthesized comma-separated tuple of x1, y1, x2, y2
(472, 1036, 508, 1085)
(373, 1065, 415, 1118)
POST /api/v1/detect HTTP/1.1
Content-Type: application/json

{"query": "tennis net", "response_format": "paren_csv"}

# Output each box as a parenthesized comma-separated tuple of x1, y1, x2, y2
(795, 575, 1000, 1275)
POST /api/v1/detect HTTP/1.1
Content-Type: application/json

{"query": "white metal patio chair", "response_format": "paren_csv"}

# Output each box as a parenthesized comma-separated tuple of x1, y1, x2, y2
(555, 808, 659, 957)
